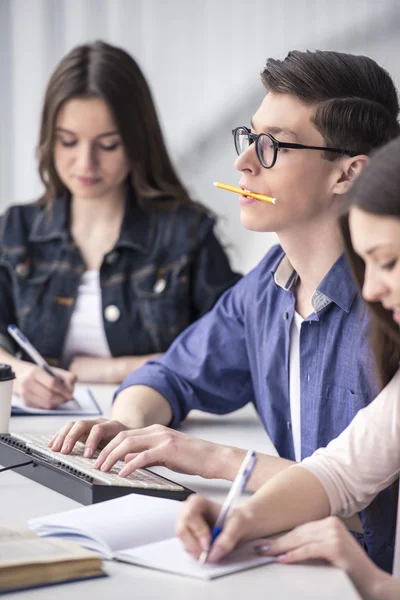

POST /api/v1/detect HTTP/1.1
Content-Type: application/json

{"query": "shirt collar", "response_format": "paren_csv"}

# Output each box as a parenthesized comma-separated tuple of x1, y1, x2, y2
(29, 187, 154, 253)
(317, 253, 358, 313)
(272, 251, 358, 314)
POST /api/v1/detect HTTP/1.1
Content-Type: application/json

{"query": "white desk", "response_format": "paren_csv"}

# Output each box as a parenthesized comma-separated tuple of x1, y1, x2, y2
(1, 384, 360, 599)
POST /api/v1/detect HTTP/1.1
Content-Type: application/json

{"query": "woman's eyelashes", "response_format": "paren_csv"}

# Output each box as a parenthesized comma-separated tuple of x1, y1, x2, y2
(380, 258, 398, 271)
(57, 138, 121, 151)
(57, 139, 76, 148)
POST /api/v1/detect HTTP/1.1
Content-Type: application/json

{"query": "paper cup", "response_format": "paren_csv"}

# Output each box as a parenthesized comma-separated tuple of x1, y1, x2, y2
(0, 364, 16, 433)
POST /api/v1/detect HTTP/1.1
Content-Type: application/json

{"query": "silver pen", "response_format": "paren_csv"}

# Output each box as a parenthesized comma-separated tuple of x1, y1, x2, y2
(7, 324, 81, 409)
(199, 450, 257, 565)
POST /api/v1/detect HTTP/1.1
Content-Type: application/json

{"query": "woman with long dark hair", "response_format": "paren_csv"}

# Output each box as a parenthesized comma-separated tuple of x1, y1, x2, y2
(0, 41, 240, 409)
(176, 135, 400, 599)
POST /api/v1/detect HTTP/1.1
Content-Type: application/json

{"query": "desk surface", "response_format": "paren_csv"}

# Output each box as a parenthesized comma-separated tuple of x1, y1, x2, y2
(2, 384, 360, 599)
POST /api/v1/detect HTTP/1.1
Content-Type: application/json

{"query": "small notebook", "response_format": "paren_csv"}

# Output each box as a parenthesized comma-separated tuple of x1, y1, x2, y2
(11, 385, 101, 416)
(29, 495, 273, 580)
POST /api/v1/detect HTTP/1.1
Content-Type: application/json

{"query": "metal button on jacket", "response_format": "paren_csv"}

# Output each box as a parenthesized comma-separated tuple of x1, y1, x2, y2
(153, 278, 167, 294)
(105, 251, 118, 265)
(104, 304, 120, 322)
(15, 263, 30, 278)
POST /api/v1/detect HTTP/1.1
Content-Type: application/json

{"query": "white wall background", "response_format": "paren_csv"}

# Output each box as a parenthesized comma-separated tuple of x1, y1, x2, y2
(1, 0, 400, 272)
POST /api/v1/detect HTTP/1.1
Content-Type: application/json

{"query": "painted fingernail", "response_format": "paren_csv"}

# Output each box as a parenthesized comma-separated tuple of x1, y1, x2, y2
(276, 555, 287, 562)
(208, 547, 224, 563)
(254, 544, 270, 554)
(84, 448, 93, 458)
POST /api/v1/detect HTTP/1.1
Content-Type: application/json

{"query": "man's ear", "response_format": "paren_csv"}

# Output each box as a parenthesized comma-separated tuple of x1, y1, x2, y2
(332, 155, 369, 196)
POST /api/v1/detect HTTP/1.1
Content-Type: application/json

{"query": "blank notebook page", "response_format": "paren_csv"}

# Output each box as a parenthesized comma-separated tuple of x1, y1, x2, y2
(116, 537, 273, 580)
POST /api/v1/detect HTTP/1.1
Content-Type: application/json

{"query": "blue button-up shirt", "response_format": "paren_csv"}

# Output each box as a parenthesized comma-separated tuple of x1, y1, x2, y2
(118, 244, 396, 570)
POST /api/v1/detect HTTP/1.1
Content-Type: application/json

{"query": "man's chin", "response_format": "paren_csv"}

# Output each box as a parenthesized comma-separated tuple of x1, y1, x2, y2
(240, 215, 276, 233)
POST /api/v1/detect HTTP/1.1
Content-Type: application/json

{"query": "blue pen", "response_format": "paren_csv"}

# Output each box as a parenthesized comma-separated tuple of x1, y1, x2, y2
(7, 324, 81, 408)
(199, 450, 257, 565)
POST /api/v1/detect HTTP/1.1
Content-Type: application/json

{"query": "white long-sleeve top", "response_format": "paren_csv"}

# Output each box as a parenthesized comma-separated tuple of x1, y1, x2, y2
(298, 368, 400, 576)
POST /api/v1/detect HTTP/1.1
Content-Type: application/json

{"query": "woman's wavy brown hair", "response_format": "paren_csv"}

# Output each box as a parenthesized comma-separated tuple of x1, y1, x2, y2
(339, 136, 400, 389)
(38, 40, 194, 209)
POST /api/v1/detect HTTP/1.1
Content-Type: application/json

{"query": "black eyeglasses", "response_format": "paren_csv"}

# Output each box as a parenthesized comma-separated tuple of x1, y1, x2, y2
(232, 126, 354, 169)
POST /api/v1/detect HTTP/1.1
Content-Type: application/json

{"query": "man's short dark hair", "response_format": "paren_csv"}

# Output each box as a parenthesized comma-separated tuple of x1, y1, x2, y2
(262, 50, 400, 157)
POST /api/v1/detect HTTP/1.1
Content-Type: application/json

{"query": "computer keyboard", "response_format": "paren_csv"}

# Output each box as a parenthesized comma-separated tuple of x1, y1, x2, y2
(11, 433, 184, 491)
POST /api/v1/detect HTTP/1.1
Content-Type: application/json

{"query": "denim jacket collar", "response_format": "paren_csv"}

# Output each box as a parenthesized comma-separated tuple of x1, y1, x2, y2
(272, 250, 358, 314)
(28, 188, 154, 253)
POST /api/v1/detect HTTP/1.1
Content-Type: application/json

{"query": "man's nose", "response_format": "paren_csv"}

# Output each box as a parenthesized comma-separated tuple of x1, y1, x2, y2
(235, 143, 259, 173)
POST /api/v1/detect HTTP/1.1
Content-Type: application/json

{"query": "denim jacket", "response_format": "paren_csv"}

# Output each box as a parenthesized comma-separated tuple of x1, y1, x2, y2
(0, 192, 241, 366)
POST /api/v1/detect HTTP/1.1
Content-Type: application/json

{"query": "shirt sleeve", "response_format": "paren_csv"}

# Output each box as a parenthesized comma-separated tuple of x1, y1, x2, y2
(189, 216, 242, 319)
(116, 274, 254, 427)
(298, 368, 400, 517)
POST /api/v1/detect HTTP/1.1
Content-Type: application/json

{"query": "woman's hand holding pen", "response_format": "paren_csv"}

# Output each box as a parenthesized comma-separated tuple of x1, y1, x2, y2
(176, 501, 390, 599)
(14, 363, 76, 409)
(176, 494, 260, 563)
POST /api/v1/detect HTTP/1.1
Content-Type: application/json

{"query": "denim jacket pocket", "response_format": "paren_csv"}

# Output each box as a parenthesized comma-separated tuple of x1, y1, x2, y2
(132, 257, 191, 351)
(12, 265, 53, 325)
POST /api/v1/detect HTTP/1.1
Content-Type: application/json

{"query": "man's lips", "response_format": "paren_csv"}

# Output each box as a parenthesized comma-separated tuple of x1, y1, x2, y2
(240, 186, 258, 196)
(239, 182, 272, 197)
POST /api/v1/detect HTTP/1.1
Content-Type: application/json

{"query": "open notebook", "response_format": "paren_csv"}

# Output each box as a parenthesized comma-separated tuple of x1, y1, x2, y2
(11, 385, 101, 416)
(29, 495, 273, 580)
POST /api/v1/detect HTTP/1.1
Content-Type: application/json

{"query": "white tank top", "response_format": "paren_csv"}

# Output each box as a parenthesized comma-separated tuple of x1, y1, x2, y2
(62, 271, 112, 366)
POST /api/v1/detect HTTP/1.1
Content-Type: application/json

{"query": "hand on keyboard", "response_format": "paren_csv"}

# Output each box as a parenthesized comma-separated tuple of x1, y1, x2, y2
(92, 425, 223, 480)
(49, 419, 228, 480)
(48, 418, 129, 457)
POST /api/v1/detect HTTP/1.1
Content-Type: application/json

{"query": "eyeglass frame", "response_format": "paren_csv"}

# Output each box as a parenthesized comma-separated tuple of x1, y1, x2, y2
(232, 126, 355, 169)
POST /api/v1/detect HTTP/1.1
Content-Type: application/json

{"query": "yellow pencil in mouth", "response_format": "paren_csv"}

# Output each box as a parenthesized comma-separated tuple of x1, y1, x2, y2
(213, 182, 277, 204)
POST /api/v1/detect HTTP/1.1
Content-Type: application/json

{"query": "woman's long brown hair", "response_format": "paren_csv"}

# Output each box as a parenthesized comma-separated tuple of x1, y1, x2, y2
(37, 41, 197, 210)
(340, 136, 400, 389)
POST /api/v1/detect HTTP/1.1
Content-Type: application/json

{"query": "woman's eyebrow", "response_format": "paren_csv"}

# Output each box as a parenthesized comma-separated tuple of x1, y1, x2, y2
(55, 127, 120, 138)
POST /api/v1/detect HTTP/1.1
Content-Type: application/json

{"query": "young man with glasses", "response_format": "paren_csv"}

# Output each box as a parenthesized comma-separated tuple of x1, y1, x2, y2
(52, 50, 400, 570)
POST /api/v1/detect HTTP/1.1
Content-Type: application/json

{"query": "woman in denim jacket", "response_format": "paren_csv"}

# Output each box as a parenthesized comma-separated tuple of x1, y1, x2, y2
(0, 41, 241, 409)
